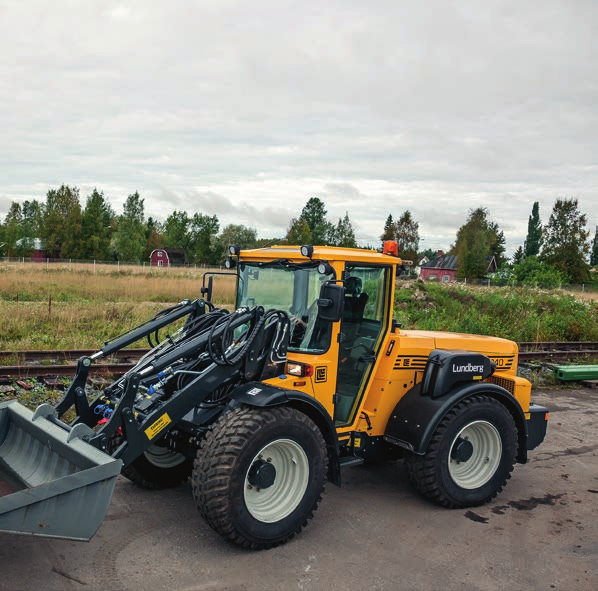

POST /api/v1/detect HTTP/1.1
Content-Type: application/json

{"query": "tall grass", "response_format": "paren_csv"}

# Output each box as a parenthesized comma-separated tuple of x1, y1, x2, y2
(1, 263, 597, 350)
(395, 282, 598, 342)
(0, 263, 236, 350)
(0, 262, 235, 303)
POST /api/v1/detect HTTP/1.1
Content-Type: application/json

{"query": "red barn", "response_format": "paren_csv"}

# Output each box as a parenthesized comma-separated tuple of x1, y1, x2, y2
(149, 248, 185, 268)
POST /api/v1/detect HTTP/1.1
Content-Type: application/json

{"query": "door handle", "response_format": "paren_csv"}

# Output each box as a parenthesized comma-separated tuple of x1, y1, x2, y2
(358, 354, 376, 364)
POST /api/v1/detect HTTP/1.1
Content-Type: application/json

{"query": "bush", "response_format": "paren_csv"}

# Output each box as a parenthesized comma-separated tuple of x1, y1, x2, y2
(510, 256, 568, 289)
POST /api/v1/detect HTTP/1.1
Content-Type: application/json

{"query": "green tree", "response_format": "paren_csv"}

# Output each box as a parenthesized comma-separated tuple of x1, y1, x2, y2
(540, 198, 590, 283)
(590, 225, 598, 267)
(329, 212, 357, 248)
(511, 246, 524, 265)
(81, 189, 114, 260)
(286, 217, 312, 245)
(114, 192, 146, 262)
(510, 256, 567, 289)
(20, 199, 44, 254)
(419, 248, 437, 261)
(394, 210, 420, 263)
(454, 208, 494, 279)
(212, 224, 258, 263)
(380, 214, 394, 242)
(2, 202, 23, 256)
(524, 201, 542, 258)
(164, 210, 192, 256)
(62, 205, 85, 259)
(188, 213, 219, 264)
(488, 221, 507, 268)
(41, 185, 81, 258)
(144, 217, 165, 259)
(300, 197, 331, 245)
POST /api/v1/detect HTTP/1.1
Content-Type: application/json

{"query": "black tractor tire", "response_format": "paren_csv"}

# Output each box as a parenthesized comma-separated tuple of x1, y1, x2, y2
(192, 405, 328, 549)
(405, 395, 518, 508)
(121, 442, 193, 490)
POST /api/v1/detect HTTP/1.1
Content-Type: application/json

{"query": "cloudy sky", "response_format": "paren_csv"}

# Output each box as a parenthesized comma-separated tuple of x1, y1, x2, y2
(1, 0, 597, 255)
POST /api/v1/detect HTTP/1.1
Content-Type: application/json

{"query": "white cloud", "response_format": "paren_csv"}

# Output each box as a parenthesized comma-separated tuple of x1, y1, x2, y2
(1, 0, 597, 255)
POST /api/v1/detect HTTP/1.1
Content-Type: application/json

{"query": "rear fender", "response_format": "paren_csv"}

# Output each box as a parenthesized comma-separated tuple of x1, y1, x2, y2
(229, 382, 341, 485)
(384, 381, 528, 463)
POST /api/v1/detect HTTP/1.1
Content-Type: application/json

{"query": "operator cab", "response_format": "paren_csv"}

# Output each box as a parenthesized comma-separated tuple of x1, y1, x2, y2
(233, 248, 395, 428)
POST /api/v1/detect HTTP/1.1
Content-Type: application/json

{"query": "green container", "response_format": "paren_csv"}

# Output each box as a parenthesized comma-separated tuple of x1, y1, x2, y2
(554, 365, 598, 382)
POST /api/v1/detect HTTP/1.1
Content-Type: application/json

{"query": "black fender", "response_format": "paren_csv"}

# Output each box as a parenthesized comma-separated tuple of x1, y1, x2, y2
(229, 382, 341, 485)
(383, 381, 528, 464)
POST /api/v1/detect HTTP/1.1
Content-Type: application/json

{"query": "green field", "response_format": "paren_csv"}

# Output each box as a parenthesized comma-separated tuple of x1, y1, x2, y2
(0, 262, 597, 350)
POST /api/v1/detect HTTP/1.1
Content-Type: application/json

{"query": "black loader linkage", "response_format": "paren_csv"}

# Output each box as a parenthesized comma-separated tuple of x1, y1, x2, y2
(54, 301, 291, 468)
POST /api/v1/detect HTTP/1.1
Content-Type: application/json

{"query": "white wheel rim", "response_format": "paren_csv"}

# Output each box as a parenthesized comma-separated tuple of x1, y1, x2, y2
(244, 439, 309, 523)
(448, 420, 502, 489)
(144, 444, 186, 468)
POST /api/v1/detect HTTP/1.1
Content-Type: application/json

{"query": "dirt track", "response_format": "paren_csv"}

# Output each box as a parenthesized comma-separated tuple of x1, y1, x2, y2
(1, 387, 597, 591)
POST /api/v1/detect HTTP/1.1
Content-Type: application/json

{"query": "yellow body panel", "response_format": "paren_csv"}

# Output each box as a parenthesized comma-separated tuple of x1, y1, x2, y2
(243, 245, 531, 438)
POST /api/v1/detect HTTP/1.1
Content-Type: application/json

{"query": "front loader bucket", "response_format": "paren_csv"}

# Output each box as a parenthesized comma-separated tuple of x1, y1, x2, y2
(0, 400, 122, 540)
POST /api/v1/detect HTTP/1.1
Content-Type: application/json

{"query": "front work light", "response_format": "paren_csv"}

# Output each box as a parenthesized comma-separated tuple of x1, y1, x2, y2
(300, 244, 314, 258)
(317, 262, 334, 276)
(229, 244, 241, 256)
(286, 361, 314, 378)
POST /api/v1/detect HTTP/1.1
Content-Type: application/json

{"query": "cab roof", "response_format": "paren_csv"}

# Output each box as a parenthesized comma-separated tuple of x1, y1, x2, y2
(238, 245, 403, 266)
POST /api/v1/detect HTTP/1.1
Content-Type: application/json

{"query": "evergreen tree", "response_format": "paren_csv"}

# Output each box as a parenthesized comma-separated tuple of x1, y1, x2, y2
(329, 212, 357, 248)
(41, 185, 81, 258)
(380, 214, 394, 242)
(285, 197, 333, 246)
(454, 208, 494, 279)
(62, 205, 85, 259)
(2, 202, 23, 256)
(590, 225, 598, 267)
(300, 197, 331, 245)
(21, 200, 44, 251)
(512, 246, 524, 265)
(114, 192, 146, 262)
(81, 189, 114, 260)
(540, 198, 590, 283)
(286, 217, 312, 245)
(488, 221, 507, 268)
(394, 210, 420, 263)
(524, 201, 542, 258)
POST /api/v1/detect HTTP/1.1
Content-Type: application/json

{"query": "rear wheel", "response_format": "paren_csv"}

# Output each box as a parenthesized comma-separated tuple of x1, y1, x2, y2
(192, 405, 328, 549)
(405, 395, 518, 507)
(122, 443, 193, 489)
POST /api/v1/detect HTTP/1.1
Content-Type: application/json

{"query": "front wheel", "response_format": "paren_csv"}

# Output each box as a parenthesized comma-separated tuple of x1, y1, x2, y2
(192, 405, 328, 549)
(121, 443, 193, 489)
(405, 395, 518, 508)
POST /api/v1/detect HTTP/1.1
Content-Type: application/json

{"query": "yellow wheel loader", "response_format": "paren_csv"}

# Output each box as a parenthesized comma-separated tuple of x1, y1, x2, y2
(0, 243, 548, 548)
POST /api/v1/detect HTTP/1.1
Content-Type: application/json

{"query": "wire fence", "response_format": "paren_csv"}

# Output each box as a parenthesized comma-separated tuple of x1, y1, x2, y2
(0, 257, 224, 274)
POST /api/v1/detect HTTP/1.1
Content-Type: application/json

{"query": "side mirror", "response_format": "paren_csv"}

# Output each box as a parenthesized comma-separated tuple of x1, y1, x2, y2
(200, 275, 213, 302)
(317, 283, 344, 322)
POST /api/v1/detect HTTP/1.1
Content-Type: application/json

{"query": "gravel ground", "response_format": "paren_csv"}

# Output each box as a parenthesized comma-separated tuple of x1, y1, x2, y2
(1, 386, 596, 591)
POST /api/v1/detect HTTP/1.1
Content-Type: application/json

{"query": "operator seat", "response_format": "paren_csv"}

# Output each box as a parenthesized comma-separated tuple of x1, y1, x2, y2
(343, 276, 368, 322)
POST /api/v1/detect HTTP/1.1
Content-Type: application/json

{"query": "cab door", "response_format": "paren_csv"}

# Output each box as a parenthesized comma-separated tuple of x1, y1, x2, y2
(334, 265, 392, 425)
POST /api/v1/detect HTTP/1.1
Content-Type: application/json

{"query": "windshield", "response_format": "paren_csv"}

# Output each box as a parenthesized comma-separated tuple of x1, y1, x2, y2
(236, 262, 334, 353)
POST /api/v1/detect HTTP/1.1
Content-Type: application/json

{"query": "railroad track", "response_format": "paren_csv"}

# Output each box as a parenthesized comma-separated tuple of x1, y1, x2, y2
(517, 341, 598, 362)
(0, 348, 148, 379)
(1, 343, 597, 380)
